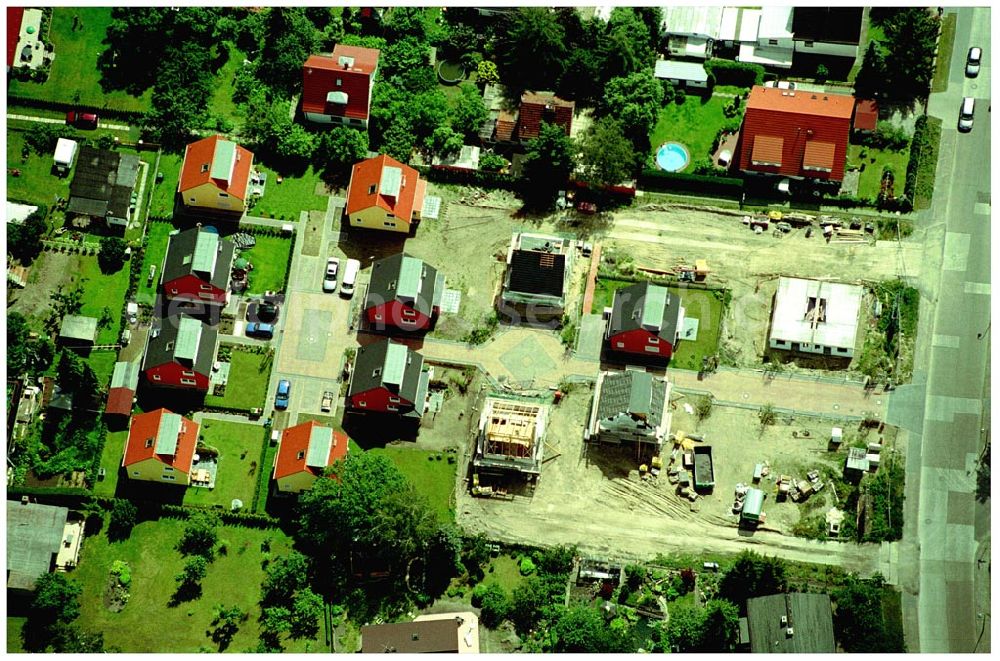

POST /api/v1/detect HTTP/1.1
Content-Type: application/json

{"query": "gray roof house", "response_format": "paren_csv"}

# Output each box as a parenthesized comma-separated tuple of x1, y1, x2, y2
(347, 339, 431, 418)
(142, 316, 218, 390)
(58, 314, 98, 351)
(745, 592, 836, 653)
(160, 226, 235, 305)
(67, 146, 140, 229)
(654, 59, 710, 88)
(363, 252, 445, 331)
(7, 500, 82, 594)
(586, 370, 673, 448)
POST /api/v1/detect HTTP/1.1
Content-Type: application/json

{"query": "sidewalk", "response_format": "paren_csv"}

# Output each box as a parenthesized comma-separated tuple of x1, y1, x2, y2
(8, 113, 131, 132)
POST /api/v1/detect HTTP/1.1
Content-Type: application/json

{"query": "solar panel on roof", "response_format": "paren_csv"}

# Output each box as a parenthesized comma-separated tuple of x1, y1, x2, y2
(640, 286, 668, 331)
(382, 342, 408, 386)
(380, 166, 402, 198)
(191, 231, 219, 275)
(174, 317, 202, 362)
(397, 256, 423, 300)
(155, 412, 182, 455)
(305, 426, 334, 468)
(210, 140, 237, 183)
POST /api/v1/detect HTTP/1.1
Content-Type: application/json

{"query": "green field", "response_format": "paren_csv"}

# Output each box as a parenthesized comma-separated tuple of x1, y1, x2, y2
(135, 221, 175, 306)
(77, 254, 130, 345)
(6, 128, 71, 206)
(649, 95, 737, 168)
(240, 235, 293, 295)
(592, 278, 726, 371)
(147, 152, 183, 219)
(93, 429, 128, 498)
(204, 348, 272, 411)
(73, 516, 316, 653)
(205, 44, 246, 130)
(8, 7, 152, 112)
(86, 351, 119, 391)
(184, 419, 267, 508)
(846, 144, 911, 200)
(369, 446, 456, 524)
(247, 165, 329, 221)
(479, 554, 527, 593)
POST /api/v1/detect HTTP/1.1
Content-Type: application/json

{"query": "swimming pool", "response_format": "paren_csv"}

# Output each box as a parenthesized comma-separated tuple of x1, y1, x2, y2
(656, 142, 690, 172)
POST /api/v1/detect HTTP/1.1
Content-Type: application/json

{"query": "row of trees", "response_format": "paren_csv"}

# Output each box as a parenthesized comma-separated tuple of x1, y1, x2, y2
(855, 8, 941, 106)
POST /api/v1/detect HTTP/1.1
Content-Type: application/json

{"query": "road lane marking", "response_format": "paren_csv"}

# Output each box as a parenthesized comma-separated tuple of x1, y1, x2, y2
(932, 334, 961, 348)
(926, 395, 983, 422)
(942, 232, 971, 271)
(963, 281, 990, 294)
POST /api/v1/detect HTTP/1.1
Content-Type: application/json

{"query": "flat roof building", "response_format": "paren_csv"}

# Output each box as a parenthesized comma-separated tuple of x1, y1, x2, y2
(769, 277, 863, 357)
(7, 500, 82, 594)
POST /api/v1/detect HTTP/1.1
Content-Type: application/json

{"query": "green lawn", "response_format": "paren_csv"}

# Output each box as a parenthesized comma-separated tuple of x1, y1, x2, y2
(914, 117, 942, 210)
(369, 447, 456, 524)
(93, 429, 128, 498)
(649, 95, 736, 168)
(184, 419, 268, 509)
(86, 351, 119, 390)
(136, 221, 176, 306)
(6, 617, 26, 653)
(247, 164, 328, 220)
(73, 516, 312, 653)
(846, 144, 910, 199)
(240, 235, 293, 295)
(148, 152, 183, 219)
(6, 128, 71, 206)
(255, 440, 279, 512)
(204, 348, 272, 411)
(205, 44, 246, 129)
(77, 254, 131, 345)
(931, 13, 957, 93)
(479, 554, 526, 593)
(592, 278, 726, 371)
(8, 7, 152, 112)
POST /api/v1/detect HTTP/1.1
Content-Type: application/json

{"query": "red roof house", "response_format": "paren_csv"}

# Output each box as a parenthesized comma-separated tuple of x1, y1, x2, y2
(344, 154, 426, 233)
(122, 408, 198, 485)
(7, 7, 24, 70)
(853, 99, 879, 133)
(736, 86, 855, 183)
(178, 135, 254, 214)
(272, 421, 349, 493)
(302, 44, 381, 129)
(493, 93, 575, 143)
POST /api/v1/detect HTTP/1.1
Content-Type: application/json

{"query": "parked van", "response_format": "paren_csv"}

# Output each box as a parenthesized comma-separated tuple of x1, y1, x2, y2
(339, 259, 361, 297)
(959, 97, 975, 132)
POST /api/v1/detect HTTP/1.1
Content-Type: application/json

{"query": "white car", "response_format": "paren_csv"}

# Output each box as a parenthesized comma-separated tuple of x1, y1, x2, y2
(323, 257, 340, 292)
(966, 46, 982, 78)
(958, 97, 975, 133)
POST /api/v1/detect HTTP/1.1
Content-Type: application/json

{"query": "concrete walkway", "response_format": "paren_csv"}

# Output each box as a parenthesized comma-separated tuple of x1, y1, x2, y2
(241, 215, 293, 229)
(420, 327, 887, 420)
(8, 113, 131, 132)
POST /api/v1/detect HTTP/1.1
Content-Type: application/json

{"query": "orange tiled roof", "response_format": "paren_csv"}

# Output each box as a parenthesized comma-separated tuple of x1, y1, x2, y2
(344, 154, 421, 224)
(273, 421, 348, 480)
(122, 408, 198, 474)
(177, 135, 254, 201)
(517, 92, 574, 141)
(853, 98, 878, 131)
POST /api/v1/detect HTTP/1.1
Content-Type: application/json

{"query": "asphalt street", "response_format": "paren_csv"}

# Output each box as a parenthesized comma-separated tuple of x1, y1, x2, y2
(891, 7, 992, 653)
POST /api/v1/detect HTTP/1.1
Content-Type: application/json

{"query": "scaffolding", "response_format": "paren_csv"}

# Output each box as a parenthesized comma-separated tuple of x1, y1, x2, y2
(474, 397, 547, 476)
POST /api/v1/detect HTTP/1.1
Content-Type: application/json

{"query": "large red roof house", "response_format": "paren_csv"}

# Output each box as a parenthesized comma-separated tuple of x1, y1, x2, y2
(302, 44, 380, 129)
(605, 282, 685, 361)
(122, 408, 198, 485)
(494, 92, 574, 144)
(735, 85, 855, 190)
(272, 421, 349, 494)
(344, 154, 426, 234)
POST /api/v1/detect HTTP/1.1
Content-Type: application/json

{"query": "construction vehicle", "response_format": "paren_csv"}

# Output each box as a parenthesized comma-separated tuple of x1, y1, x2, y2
(692, 446, 715, 492)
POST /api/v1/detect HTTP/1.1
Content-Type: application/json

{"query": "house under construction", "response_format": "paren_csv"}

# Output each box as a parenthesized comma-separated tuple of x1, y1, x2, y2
(473, 397, 547, 481)
(768, 277, 862, 357)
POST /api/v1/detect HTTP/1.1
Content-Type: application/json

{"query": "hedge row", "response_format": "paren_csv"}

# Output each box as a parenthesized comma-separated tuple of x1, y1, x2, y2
(157, 502, 282, 528)
(7, 94, 147, 123)
(637, 168, 744, 197)
(704, 59, 765, 87)
(413, 164, 520, 191)
(904, 115, 929, 201)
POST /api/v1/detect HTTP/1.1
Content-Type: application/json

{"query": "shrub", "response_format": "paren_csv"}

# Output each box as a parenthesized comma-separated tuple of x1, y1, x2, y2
(110, 560, 132, 587)
(704, 59, 765, 87)
(904, 115, 929, 201)
(638, 169, 744, 197)
(519, 556, 537, 576)
(758, 404, 776, 427)
(695, 395, 714, 421)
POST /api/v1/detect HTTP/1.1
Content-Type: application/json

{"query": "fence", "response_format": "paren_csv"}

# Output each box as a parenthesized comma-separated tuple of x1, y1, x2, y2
(7, 94, 147, 123)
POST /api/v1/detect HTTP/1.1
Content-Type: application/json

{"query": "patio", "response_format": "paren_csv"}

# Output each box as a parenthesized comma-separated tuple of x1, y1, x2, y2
(189, 456, 218, 490)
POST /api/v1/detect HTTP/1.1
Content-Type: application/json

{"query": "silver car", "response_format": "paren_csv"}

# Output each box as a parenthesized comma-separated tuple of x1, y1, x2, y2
(966, 47, 982, 78)
(323, 257, 340, 293)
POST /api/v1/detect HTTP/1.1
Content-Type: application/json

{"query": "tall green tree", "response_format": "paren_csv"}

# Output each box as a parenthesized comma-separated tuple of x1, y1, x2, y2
(600, 8, 656, 81)
(497, 8, 567, 92)
(577, 117, 638, 188)
(257, 8, 322, 95)
(22, 573, 83, 652)
(854, 41, 887, 100)
(383, 6, 430, 42)
(833, 575, 905, 652)
(145, 45, 214, 148)
(98, 236, 128, 274)
(314, 127, 368, 175)
(601, 71, 663, 147)
(8, 209, 47, 264)
(551, 604, 634, 652)
(880, 9, 939, 102)
(700, 599, 740, 652)
(177, 511, 220, 559)
(7, 312, 54, 377)
(719, 550, 788, 605)
(450, 82, 489, 138)
(521, 121, 577, 208)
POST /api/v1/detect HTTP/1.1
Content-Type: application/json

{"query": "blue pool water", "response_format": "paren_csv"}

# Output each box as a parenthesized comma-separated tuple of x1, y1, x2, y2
(656, 142, 690, 172)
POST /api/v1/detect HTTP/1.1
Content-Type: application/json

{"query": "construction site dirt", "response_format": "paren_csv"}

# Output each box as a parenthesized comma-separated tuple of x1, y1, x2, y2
(456, 385, 892, 576)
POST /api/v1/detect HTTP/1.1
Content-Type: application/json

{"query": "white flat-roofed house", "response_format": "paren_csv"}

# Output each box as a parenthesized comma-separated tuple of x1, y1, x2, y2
(768, 277, 862, 357)
(654, 59, 710, 89)
(719, 6, 794, 69)
(659, 6, 724, 59)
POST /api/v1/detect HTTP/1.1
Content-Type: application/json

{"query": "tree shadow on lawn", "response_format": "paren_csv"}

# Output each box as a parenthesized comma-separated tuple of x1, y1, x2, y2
(168, 580, 203, 608)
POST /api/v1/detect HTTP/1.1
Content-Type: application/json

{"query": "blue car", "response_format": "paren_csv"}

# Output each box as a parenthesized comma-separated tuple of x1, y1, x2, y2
(274, 379, 291, 410)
